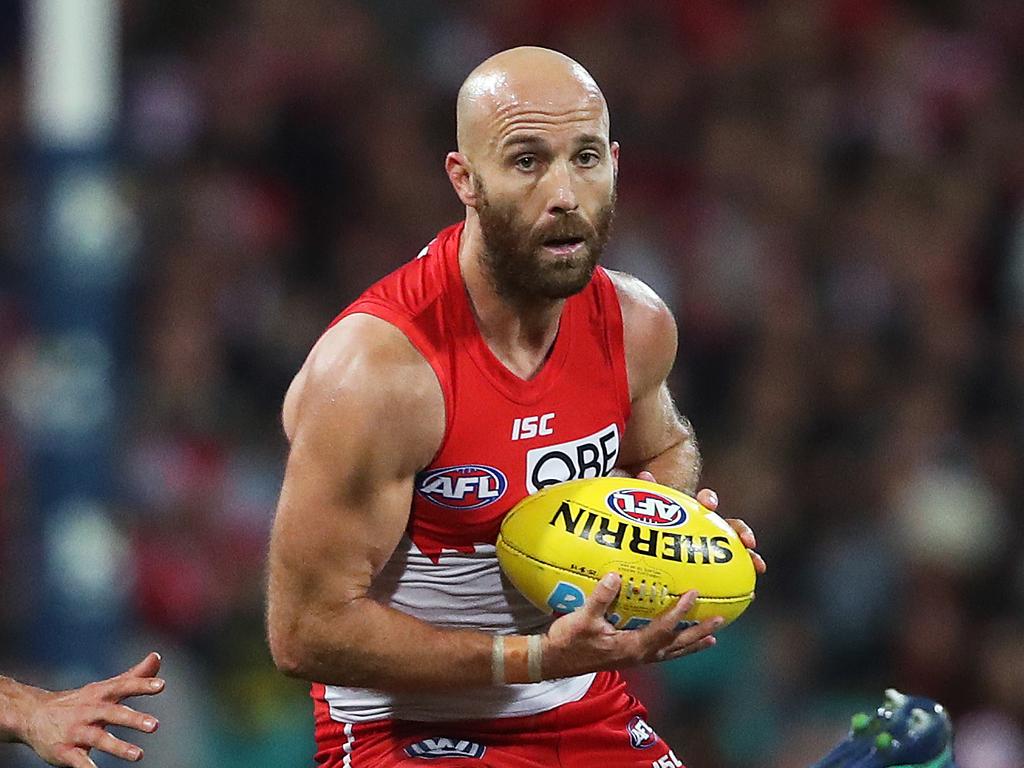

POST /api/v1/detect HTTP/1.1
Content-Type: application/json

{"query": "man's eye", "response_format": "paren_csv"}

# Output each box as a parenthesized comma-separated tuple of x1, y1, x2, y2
(578, 150, 600, 167)
(515, 155, 536, 171)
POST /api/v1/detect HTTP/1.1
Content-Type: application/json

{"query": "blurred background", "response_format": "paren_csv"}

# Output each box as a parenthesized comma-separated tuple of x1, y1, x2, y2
(1, 0, 1022, 766)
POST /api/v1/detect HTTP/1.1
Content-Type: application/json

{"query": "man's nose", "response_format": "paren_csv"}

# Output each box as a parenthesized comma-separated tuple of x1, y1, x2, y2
(545, 161, 579, 214)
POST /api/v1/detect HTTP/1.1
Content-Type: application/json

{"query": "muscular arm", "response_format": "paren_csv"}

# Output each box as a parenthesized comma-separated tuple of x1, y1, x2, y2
(610, 272, 701, 493)
(267, 314, 723, 691)
(268, 315, 545, 690)
(609, 272, 767, 575)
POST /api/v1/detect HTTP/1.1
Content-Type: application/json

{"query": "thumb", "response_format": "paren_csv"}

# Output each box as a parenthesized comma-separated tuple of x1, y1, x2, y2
(583, 573, 621, 619)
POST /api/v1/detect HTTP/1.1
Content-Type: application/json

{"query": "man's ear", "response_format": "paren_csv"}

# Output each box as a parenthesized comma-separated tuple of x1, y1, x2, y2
(446, 152, 479, 208)
(610, 141, 620, 175)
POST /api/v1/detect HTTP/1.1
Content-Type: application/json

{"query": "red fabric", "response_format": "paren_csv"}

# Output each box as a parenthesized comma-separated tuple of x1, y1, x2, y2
(311, 223, 637, 750)
(328, 222, 632, 563)
(314, 672, 686, 767)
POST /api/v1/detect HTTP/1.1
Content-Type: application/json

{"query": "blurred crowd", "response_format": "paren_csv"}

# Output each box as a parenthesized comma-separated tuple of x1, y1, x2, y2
(1, 1, 1023, 766)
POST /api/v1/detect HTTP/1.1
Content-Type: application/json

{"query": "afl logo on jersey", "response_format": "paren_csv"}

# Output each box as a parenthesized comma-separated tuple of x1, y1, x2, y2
(416, 465, 508, 510)
(607, 489, 686, 527)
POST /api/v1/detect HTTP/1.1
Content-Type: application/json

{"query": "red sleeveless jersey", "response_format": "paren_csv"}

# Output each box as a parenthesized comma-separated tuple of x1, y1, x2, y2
(313, 222, 632, 728)
(332, 221, 631, 562)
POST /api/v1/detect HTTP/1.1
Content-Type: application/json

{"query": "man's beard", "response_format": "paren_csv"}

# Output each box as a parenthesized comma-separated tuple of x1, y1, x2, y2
(475, 178, 616, 303)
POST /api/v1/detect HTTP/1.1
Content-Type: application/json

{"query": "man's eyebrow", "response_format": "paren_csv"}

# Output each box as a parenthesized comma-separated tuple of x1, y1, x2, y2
(574, 134, 605, 147)
(501, 135, 550, 151)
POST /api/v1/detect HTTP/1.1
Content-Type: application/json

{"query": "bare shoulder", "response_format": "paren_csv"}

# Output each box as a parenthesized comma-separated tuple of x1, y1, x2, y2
(282, 313, 445, 475)
(605, 270, 678, 398)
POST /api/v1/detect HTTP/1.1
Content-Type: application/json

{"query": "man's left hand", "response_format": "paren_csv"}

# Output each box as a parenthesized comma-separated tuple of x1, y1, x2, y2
(634, 471, 767, 575)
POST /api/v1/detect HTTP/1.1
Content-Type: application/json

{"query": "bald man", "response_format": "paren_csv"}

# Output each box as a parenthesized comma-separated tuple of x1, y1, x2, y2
(266, 47, 764, 767)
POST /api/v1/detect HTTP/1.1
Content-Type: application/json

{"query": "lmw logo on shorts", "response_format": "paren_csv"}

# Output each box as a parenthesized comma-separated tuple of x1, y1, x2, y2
(404, 737, 487, 759)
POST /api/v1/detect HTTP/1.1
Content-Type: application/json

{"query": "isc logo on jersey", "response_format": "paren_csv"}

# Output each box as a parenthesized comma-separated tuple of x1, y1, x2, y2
(526, 424, 620, 493)
(416, 465, 508, 510)
(607, 489, 686, 527)
(404, 737, 487, 759)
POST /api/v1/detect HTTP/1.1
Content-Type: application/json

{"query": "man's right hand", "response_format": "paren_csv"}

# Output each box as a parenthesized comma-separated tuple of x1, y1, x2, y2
(18, 653, 163, 768)
(542, 573, 723, 678)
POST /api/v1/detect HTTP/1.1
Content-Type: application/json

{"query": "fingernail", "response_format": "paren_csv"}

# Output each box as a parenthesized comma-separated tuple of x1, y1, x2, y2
(153, 652, 162, 661)
(127, 746, 141, 761)
(143, 717, 157, 731)
(708, 491, 719, 507)
(601, 573, 618, 587)
(712, 617, 725, 628)
(150, 679, 164, 690)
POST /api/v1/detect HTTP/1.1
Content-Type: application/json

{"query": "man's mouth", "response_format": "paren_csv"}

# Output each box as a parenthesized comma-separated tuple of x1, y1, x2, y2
(541, 236, 586, 254)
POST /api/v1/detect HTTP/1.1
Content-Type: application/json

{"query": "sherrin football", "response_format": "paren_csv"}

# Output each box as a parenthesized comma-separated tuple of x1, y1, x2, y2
(496, 477, 756, 630)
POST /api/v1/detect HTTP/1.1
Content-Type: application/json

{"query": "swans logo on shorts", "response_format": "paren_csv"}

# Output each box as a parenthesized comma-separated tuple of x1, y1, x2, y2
(416, 465, 508, 510)
(607, 489, 685, 527)
(627, 715, 659, 749)
(404, 737, 487, 759)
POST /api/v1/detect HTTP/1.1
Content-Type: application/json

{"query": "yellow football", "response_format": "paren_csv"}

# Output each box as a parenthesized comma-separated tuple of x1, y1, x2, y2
(496, 477, 756, 629)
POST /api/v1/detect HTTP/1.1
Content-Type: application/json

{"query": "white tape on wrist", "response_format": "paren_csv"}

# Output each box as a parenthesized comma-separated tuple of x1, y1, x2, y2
(527, 634, 543, 683)
(491, 635, 505, 685)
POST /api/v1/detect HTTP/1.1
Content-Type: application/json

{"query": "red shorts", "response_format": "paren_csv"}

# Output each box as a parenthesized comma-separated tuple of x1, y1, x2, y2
(313, 672, 686, 768)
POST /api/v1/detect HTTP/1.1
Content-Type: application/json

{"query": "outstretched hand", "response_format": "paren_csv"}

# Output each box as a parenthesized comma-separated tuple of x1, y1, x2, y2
(22, 652, 164, 768)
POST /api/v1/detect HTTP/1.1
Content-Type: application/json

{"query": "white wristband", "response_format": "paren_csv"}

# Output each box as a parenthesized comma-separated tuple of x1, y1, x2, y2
(491, 635, 505, 685)
(527, 635, 543, 683)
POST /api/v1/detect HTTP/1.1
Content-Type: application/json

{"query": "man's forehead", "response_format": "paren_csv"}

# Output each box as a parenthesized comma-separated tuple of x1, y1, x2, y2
(487, 94, 608, 146)
(465, 88, 607, 154)
(457, 49, 610, 154)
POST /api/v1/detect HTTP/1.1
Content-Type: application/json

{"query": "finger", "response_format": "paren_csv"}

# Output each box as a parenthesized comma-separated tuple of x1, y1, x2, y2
(748, 548, 767, 574)
(102, 673, 165, 702)
(656, 590, 698, 629)
(658, 616, 724, 658)
(659, 634, 718, 661)
(60, 747, 99, 768)
(636, 471, 656, 483)
(97, 704, 158, 733)
(84, 729, 143, 762)
(696, 488, 719, 510)
(640, 590, 698, 647)
(124, 652, 162, 681)
(583, 573, 621, 619)
(726, 517, 756, 549)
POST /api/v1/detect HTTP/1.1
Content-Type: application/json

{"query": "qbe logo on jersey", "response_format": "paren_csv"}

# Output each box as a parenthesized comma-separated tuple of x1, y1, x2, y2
(607, 488, 686, 527)
(526, 424, 620, 493)
(416, 465, 508, 510)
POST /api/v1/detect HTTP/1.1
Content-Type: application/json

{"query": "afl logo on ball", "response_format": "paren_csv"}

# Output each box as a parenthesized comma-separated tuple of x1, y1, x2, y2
(416, 465, 508, 510)
(607, 489, 686, 527)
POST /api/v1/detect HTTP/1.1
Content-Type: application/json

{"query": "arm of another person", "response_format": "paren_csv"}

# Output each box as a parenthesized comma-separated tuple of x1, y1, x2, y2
(266, 314, 726, 690)
(609, 271, 766, 574)
(0, 653, 164, 768)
